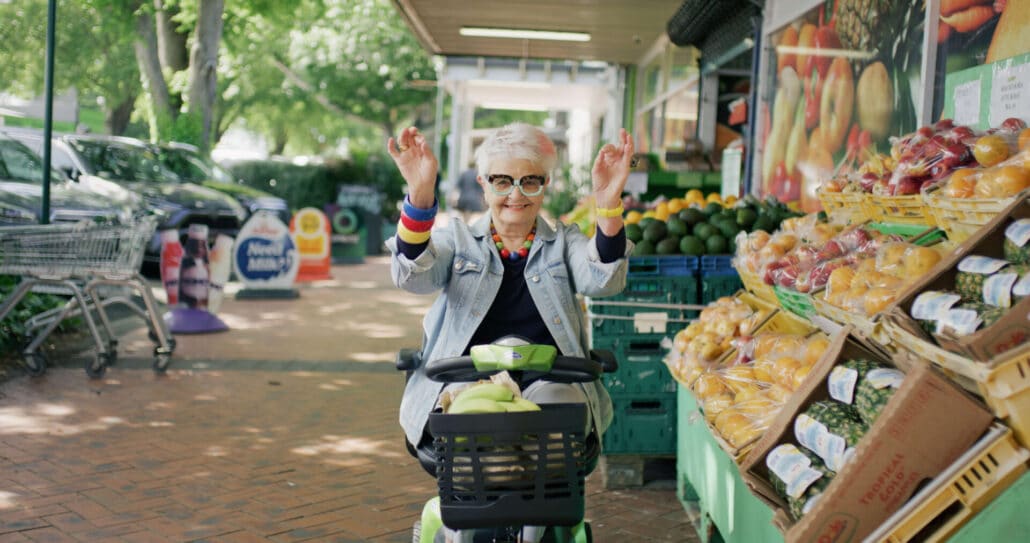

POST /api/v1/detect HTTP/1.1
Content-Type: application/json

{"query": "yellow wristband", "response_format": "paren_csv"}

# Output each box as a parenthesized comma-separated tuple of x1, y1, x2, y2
(595, 203, 624, 218)
(397, 222, 432, 244)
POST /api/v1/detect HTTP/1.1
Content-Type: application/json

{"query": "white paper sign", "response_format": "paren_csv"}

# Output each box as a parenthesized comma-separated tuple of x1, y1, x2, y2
(990, 63, 1030, 128)
(953, 80, 981, 127)
(625, 171, 648, 195)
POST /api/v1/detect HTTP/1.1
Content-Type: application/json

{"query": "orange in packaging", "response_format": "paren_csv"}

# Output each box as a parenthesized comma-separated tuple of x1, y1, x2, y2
(1019, 128, 1030, 152)
(943, 168, 979, 198)
(974, 165, 1030, 198)
(973, 134, 1011, 167)
(803, 336, 830, 366)
(904, 246, 943, 277)
(863, 287, 896, 315)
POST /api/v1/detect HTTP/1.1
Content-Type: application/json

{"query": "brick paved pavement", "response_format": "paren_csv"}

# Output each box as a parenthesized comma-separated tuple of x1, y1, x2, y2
(0, 258, 700, 542)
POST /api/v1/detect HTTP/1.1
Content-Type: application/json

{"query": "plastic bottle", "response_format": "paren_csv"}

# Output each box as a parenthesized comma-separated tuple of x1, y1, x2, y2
(180, 224, 210, 309)
(159, 229, 184, 306)
(207, 234, 234, 313)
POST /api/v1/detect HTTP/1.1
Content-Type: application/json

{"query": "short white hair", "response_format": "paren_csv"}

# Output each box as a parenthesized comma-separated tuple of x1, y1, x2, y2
(474, 123, 558, 178)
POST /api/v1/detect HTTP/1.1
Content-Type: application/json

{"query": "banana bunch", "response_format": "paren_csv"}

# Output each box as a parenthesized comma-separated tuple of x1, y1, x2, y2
(446, 382, 541, 414)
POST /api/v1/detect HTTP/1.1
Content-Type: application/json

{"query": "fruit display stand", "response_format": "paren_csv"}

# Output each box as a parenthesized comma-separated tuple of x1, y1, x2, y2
(816, 188, 868, 226)
(947, 471, 1030, 541)
(677, 385, 784, 543)
(866, 424, 1029, 543)
(861, 193, 937, 227)
(922, 184, 1023, 243)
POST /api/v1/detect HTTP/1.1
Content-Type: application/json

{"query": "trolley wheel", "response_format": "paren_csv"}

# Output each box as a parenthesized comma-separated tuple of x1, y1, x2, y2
(85, 352, 111, 379)
(22, 352, 47, 376)
(148, 330, 177, 353)
(153, 349, 172, 374)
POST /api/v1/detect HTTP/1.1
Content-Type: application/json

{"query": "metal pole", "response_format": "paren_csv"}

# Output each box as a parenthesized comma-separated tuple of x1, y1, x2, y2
(40, 0, 57, 224)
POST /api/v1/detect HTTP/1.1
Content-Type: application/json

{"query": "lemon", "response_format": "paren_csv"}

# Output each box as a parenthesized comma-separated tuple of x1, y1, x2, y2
(624, 210, 643, 224)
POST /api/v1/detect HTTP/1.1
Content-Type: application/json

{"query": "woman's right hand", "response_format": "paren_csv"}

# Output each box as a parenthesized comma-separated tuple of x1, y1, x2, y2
(388, 126, 439, 208)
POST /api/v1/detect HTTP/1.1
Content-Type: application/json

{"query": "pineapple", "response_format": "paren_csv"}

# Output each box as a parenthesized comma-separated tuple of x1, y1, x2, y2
(1004, 219, 1030, 265)
(797, 400, 869, 471)
(956, 269, 991, 303)
(835, 0, 896, 55)
(854, 367, 904, 426)
(789, 477, 830, 521)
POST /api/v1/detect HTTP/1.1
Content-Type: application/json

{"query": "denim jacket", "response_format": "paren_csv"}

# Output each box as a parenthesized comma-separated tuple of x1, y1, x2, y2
(386, 212, 632, 445)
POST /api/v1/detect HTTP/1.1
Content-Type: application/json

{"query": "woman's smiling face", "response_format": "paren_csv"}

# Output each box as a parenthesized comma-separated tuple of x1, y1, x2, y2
(479, 157, 548, 229)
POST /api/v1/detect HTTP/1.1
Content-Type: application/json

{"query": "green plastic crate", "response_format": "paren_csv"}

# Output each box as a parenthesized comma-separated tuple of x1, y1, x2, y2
(603, 392, 677, 454)
(594, 334, 677, 395)
(701, 271, 743, 305)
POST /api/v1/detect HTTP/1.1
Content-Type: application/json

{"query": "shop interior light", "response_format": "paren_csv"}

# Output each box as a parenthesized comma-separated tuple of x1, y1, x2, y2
(774, 45, 874, 61)
(460, 27, 591, 42)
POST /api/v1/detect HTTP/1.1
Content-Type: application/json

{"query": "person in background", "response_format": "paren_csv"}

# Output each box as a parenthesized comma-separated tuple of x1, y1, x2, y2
(453, 162, 486, 224)
(386, 122, 635, 541)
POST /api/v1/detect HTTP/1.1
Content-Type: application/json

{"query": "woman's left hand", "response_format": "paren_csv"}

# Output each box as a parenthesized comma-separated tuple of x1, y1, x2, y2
(591, 128, 635, 208)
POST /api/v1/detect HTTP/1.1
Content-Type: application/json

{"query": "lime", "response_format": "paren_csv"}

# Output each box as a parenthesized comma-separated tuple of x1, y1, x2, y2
(736, 208, 758, 229)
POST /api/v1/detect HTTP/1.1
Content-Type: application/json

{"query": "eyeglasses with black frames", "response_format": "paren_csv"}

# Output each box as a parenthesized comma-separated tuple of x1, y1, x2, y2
(486, 174, 547, 196)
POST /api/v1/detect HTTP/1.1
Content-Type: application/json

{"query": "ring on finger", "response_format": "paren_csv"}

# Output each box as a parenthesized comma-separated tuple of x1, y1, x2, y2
(397, 144, 409, 152)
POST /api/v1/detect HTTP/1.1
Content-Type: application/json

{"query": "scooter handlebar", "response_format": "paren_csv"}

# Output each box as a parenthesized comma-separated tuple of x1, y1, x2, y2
(425, 350, 613, 383)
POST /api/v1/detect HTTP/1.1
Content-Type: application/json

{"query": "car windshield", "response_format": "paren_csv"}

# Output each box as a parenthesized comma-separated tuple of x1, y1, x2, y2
(70, 139, 181, 182)
(159, 148, 234, 184)
(0, 138, 66, 184)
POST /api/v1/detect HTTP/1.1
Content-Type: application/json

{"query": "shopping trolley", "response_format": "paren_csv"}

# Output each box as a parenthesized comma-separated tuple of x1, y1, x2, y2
(0, 216, 175, 377)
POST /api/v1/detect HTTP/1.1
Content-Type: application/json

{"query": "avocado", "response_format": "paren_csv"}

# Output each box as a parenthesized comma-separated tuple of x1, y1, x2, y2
(704, 202, 723, 217)
(752, 215, 776, 233)
(736, 208, 758, 229)
(642, 221, 668, 243)
(693, 222, 716, 240)
(632, 239, 655, 256)
(679, 236, 705, 256)
(625, 223, 644, 243)
(705, 234, 728, 255)
(666, 217, 689, 237)
(678, 208, 705, 227)
(656, 236, 681, 255)
(718, 220, 741, 240)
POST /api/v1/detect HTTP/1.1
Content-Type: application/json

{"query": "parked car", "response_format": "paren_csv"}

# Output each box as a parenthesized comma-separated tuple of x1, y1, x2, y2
(2, 129, 248, 266)
(0, 134, 135, 226)
(153, 142, 291, 225)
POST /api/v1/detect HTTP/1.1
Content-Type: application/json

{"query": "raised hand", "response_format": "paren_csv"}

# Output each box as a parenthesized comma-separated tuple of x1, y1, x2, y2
(591, 128, 635, 208)
(388, 126, 438, 208)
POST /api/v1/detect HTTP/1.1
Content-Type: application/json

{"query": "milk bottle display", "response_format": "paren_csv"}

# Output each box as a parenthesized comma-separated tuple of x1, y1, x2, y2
(207, 234, 234, 313)
(180, 224, 210, 309)
(159, 229, 184, 306)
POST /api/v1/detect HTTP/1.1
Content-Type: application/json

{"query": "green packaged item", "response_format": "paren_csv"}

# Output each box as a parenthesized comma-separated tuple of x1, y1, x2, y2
(788, 476, 830, 521)
(766, 442, 833, 521)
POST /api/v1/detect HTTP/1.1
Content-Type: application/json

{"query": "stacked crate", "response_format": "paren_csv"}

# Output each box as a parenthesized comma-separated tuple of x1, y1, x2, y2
(588, 256, 699, 457)
(699, 255, 743, 305)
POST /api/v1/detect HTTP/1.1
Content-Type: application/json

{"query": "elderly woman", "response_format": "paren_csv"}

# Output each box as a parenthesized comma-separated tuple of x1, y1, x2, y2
(386, 122, 634, 457)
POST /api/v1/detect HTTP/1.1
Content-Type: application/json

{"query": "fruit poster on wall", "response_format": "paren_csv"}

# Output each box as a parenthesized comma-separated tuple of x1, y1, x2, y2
(936, 0, 1030, 124)
(755, 0, 925, 212)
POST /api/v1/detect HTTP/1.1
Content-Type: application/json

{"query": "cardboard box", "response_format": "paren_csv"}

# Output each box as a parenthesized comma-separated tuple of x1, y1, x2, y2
(888, 193, 1030, 365)
(740, 327, 994, 543)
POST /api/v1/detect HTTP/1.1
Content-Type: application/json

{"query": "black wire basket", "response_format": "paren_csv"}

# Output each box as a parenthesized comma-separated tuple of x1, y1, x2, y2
(428, 403, 589, 529)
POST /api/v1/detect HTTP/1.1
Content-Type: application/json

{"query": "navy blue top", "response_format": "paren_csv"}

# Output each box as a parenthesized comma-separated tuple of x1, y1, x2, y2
(397, 224, 626, 354)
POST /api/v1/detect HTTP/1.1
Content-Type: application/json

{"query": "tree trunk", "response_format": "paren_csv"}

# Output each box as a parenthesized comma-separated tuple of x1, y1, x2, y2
(155, 0, 188, 72)
(187, 0, 225, 151)
(133, 9, 173, 123)
(105, 94, 137, 136)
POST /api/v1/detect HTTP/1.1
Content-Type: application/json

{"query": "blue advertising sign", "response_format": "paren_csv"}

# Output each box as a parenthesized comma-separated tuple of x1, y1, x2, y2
(233, 210, 299, 290)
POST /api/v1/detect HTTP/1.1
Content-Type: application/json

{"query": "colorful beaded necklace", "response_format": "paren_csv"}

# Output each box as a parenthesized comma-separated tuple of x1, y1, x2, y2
(491, 222, 535, 262)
